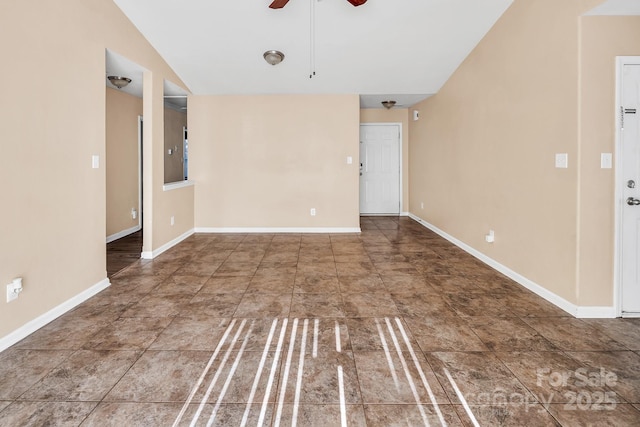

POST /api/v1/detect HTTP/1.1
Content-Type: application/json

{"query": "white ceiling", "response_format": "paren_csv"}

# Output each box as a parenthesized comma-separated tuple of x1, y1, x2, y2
(111, 0, 514, 109)
(106, 50, 188, 110)
(107, 1, 640, 109)
(585, 0, 640, 16)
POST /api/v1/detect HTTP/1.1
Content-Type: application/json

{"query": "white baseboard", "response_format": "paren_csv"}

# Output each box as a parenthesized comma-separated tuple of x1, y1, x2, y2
(577, 306, 618, 318)
(194, 227, 362, 234)
(0, 278, 111, 353)
(408, 213, 615, 319)
(106, 225, 141, 244)
(141, 228, 195, 260)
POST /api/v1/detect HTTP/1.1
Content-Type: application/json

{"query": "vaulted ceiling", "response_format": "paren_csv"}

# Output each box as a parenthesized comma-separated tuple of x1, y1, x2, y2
(112, 0, 516, 108)
(110, 0, 638, 108)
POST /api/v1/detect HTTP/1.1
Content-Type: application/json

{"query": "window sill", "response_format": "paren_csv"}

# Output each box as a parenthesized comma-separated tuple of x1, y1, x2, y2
(163, 180, 194, 192)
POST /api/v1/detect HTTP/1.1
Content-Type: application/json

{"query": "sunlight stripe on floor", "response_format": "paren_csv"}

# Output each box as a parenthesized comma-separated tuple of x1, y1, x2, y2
(190, 319, 248, 426)
(274, 318, 300, 427)
(173, 319, 237, 427)
(240, 318, 278, 427)
(206, 321, 255, 426)
(313, 318, 319, 358)
(375, 318, 400, 391)
(292, 319, 309, 427)
(258, 318, 289, 427)
(394, 317, 447, 427)
(444, 368, 480, 427)
(337, 365, 347, 427)
(384, 317, 431, 427)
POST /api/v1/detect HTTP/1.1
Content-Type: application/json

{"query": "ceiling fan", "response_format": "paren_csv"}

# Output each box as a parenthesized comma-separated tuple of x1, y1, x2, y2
(269, 0, 366, 9)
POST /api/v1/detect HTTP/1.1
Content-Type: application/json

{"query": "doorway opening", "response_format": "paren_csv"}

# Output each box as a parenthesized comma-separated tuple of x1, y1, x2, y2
(105, 50, 145, 277)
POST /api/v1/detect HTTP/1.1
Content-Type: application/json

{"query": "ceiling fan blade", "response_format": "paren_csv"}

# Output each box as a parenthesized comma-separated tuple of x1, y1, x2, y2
(269, 0, 290, 9)
(346, 0, 367, 6)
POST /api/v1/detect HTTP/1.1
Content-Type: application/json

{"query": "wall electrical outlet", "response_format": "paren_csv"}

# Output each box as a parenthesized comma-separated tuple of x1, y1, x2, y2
(555, 153, 568, 169)
(485, 230, 495, 243)
(6, 278, 23, 303)
(310, 208, 316, 216)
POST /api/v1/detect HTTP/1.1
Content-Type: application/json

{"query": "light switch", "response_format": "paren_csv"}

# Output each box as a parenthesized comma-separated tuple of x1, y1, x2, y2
(555, 153, 568, 169)
(92, 155, 100, 169)
(346, 156, 353, 164)
(601, 153, 612, 169)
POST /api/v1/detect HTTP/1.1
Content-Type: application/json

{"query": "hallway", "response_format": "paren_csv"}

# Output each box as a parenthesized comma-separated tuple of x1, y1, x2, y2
(107, 230, 143, 278)
(1, 217, 640, 426)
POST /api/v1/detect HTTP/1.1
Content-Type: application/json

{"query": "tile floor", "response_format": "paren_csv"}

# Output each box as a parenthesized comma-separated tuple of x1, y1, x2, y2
(2, 216, 640, 426)
(107, 230, 143, 278)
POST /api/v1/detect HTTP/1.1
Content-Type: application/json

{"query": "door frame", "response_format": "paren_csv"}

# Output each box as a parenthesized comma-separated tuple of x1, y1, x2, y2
(137, 115, 143, 230)
(359, 122, 403, 215)
(614, 56, 640, 317)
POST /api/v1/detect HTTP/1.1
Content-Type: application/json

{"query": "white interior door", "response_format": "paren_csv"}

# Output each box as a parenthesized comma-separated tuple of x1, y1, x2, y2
(359, 124, 400, 214)
(620, 61, 640, 315)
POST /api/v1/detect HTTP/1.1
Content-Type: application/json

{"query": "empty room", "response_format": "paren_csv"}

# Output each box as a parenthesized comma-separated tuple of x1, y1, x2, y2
(2, 0, 640, 425)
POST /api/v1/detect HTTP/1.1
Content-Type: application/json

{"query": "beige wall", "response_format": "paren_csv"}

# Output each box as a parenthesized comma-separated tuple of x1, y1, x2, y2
(106, 87, 142, 238)
(191, 95, 360, 229)
(360, 108, 410, 212)
(164, 106, 187, 184)
(577, 16, 640, 305)
(0, 0, 190, 340)
(409, 0, 601, 305)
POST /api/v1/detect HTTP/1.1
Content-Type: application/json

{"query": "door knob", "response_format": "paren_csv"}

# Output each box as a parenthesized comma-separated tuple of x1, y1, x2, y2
(627, 197, 640, 206)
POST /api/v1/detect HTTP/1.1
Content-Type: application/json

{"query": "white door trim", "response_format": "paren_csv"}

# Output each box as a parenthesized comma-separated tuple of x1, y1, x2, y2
(138, 115, 143, 230)
(359, 122, 403, 214)
(614, 56, 640, 317)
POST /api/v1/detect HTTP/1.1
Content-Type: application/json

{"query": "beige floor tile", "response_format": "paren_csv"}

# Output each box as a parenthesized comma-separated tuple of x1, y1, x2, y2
(466, 316, 558, 352)
(290, 293, 345, 318)
(83, 317, 172, 350)
(363, 403, 464, 426)
(0, 401, 97, 426)
(427, 351, 534, 406)
(459, 404, 562, 426)
(294, 275, 341, 293)
(104, 350, 214, 403)
(20, 350, 140, 401)
(546, 402, 640, 426)
(404, 314, 488, 352)
(354, 351, 450, 405)
(275, 404, 367, 426)
(234, 293, 291, 317)
(149, 317, 233, 351)
(199, 276, 251, 294)
(523, 317, 627, 351)
(343, 291, 400, 317)
(5, 216, 639, 426)
(0, 349, 73, 400)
